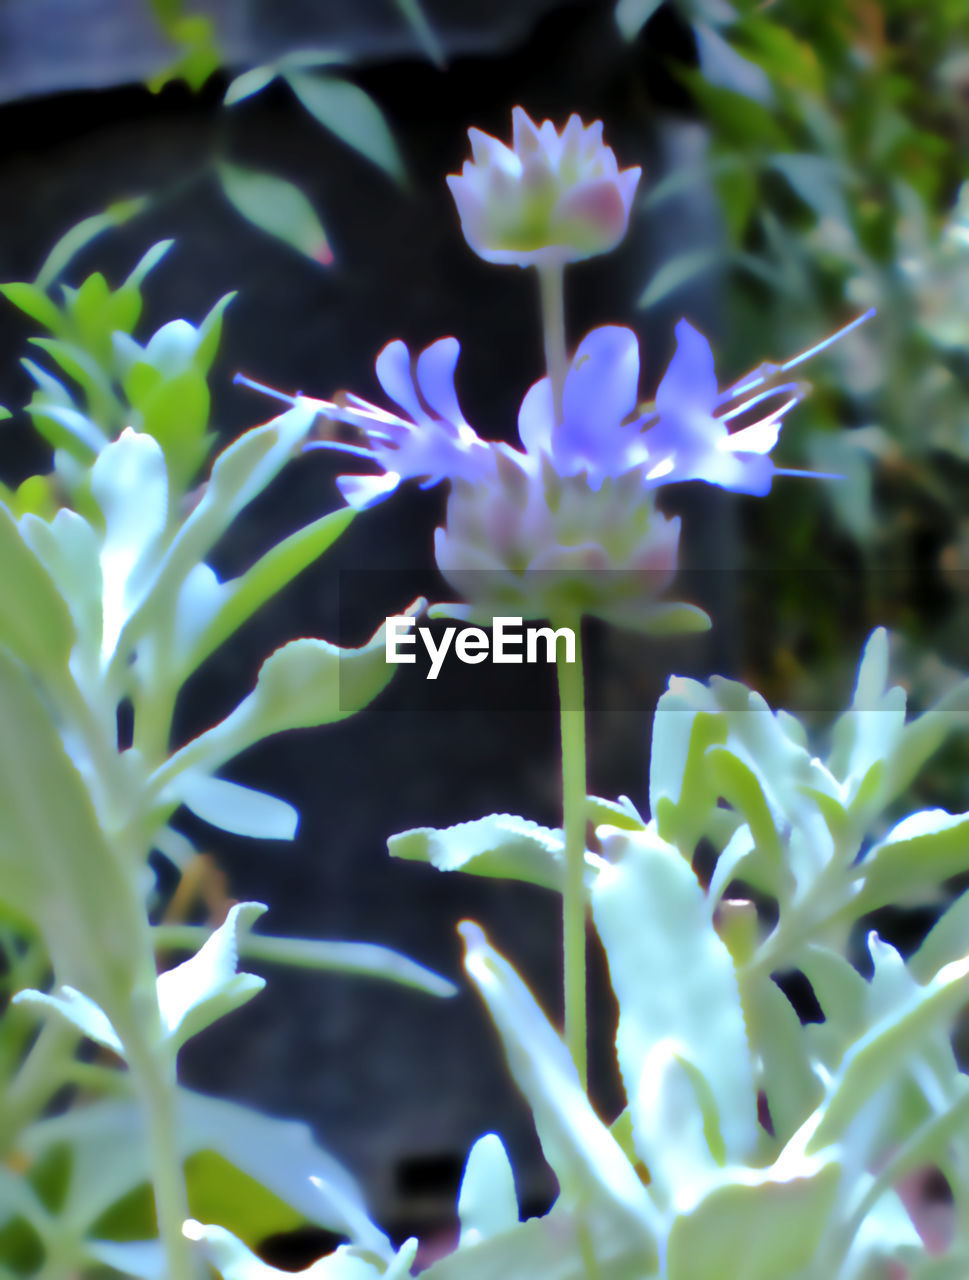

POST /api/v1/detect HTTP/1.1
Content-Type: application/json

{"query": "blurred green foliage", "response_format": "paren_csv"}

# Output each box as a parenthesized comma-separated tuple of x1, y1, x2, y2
(626, 0, 969, 699)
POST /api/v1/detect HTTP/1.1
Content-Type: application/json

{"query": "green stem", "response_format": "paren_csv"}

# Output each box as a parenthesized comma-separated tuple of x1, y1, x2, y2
(125, 1034, 197, 1280)
(538, 263, 567, 425)
(555, 617, 588, 1089)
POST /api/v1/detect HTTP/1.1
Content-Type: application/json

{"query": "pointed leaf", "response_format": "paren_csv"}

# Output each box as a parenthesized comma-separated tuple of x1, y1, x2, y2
(389, 813, 567, 890)
(0, 501, 73, 674)
(90, 428, 169, 659)
(175, 772, 299, 840)
(853, 809, 969, 915)
(179, 507, 354, 677)
(219, 163, 333, 265)
(153, 924, 456, 997)
(156, 902, 267, 1047)
(592, 826, 758, 1166)
(286, 73, 405, 183)
(0, 646, 148, 1012)
(163, 603, 423, 776)
(11, 985, 123, 1054)
(458, 922, 660, 1255)
(458, 1134, 519, 1246)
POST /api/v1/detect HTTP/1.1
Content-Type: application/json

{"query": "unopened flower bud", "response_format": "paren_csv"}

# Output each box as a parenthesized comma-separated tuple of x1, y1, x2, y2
(446, 107, 641, 268)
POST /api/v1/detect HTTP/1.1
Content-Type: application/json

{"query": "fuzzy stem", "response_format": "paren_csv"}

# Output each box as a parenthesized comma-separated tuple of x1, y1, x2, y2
(555, 617, 588, 1089)
(538, 263, 568, 425)
(125, 1034, 197, 1280)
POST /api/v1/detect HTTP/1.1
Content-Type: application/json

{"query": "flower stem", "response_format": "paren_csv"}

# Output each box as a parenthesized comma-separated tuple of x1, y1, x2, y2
(538, 263, 567, 425)
(555, 616, 588, 1089)
(125, 1033, 197, 1280)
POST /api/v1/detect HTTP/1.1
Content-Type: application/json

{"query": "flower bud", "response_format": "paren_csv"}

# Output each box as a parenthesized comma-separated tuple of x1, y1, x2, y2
(446, 108, 641, 268)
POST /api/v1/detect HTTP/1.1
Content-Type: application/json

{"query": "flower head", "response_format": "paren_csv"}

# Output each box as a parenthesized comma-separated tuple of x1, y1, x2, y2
(446, 107, 641, 267)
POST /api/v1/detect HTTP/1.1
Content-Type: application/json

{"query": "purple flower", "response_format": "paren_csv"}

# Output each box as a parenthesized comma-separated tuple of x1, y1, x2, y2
(306, 337, 494, 509)
(309, 310, 873, 508)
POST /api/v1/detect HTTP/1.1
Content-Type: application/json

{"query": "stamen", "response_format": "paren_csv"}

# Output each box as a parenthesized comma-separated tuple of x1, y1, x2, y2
(233, 372, 300, 405)
(719, 381, 803, 422)
(720, 308, 875, 400)
(303, 440, 378, 461)
(779, 308, 876, 373)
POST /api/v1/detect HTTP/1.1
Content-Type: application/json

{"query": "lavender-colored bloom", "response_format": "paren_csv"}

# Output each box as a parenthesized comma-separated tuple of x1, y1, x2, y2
(306, 337, 494, 509)
(311, 310, 873, 508)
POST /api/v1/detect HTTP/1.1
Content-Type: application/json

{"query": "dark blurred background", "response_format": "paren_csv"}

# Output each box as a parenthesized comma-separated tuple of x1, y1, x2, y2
(2, 0, 969, 1262)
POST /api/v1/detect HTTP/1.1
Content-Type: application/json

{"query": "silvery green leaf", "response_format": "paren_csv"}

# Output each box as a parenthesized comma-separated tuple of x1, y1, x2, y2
(156, 902, 266, 1048)
(0, 646, 150, 1013)
(172, 561, 225, 668)
(828, 628, 907, 795)
(90, 427, 169, 660)
(160, 602, 424, 778)
(807, 951, 969, 1152)
(19, 507, 103, 672)
(705, 749, 795, 901)
(738, 971, 821, 1142)
(183, 1222, 384, 1279)
(587, 794, 645, 832)
(177, 507, 354, 678)
(649, 679, 727, 852)
(153, 824, 197, 870)
(853, 809, 969, 913)
(23, 1088, 387, 1250)
(838, 1188, 923, 1280)
(592, 827, 758, 1167)
(630, 1040, 724, 1209)
(421, 1202, 652, 1280)
(112, 402, 319, 665)
(153, 924, 456, 998)
(458, 922, 660, 1257)
(140, 317, 207, 378)
(458, 1133, 519, 1246)
(911, 887, 969, 982)
(0, 500, 74, 674)
(707, 823, 755, 905)
(885, 676, 969, 806)
(797, 945, 868, 1063)
(85, 1240, 165, 1280)
(11, 984, 123, 1054)
(389, 813, 567, 890)
(174, 771, 299, 840)
(665, 1155, 840, 1280)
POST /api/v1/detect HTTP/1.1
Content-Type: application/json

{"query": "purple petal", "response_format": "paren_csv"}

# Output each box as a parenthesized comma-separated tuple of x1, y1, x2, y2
(375, 341, 427, 422)
(655, 321, 718, 418)
(416, 338, 467, 427)
(723, 419, 782, 455)
(562, 326, 640, 432)
(336, 471, 401, 509)
(517, 376, 555, 455)
(682, 451, 775, 496)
